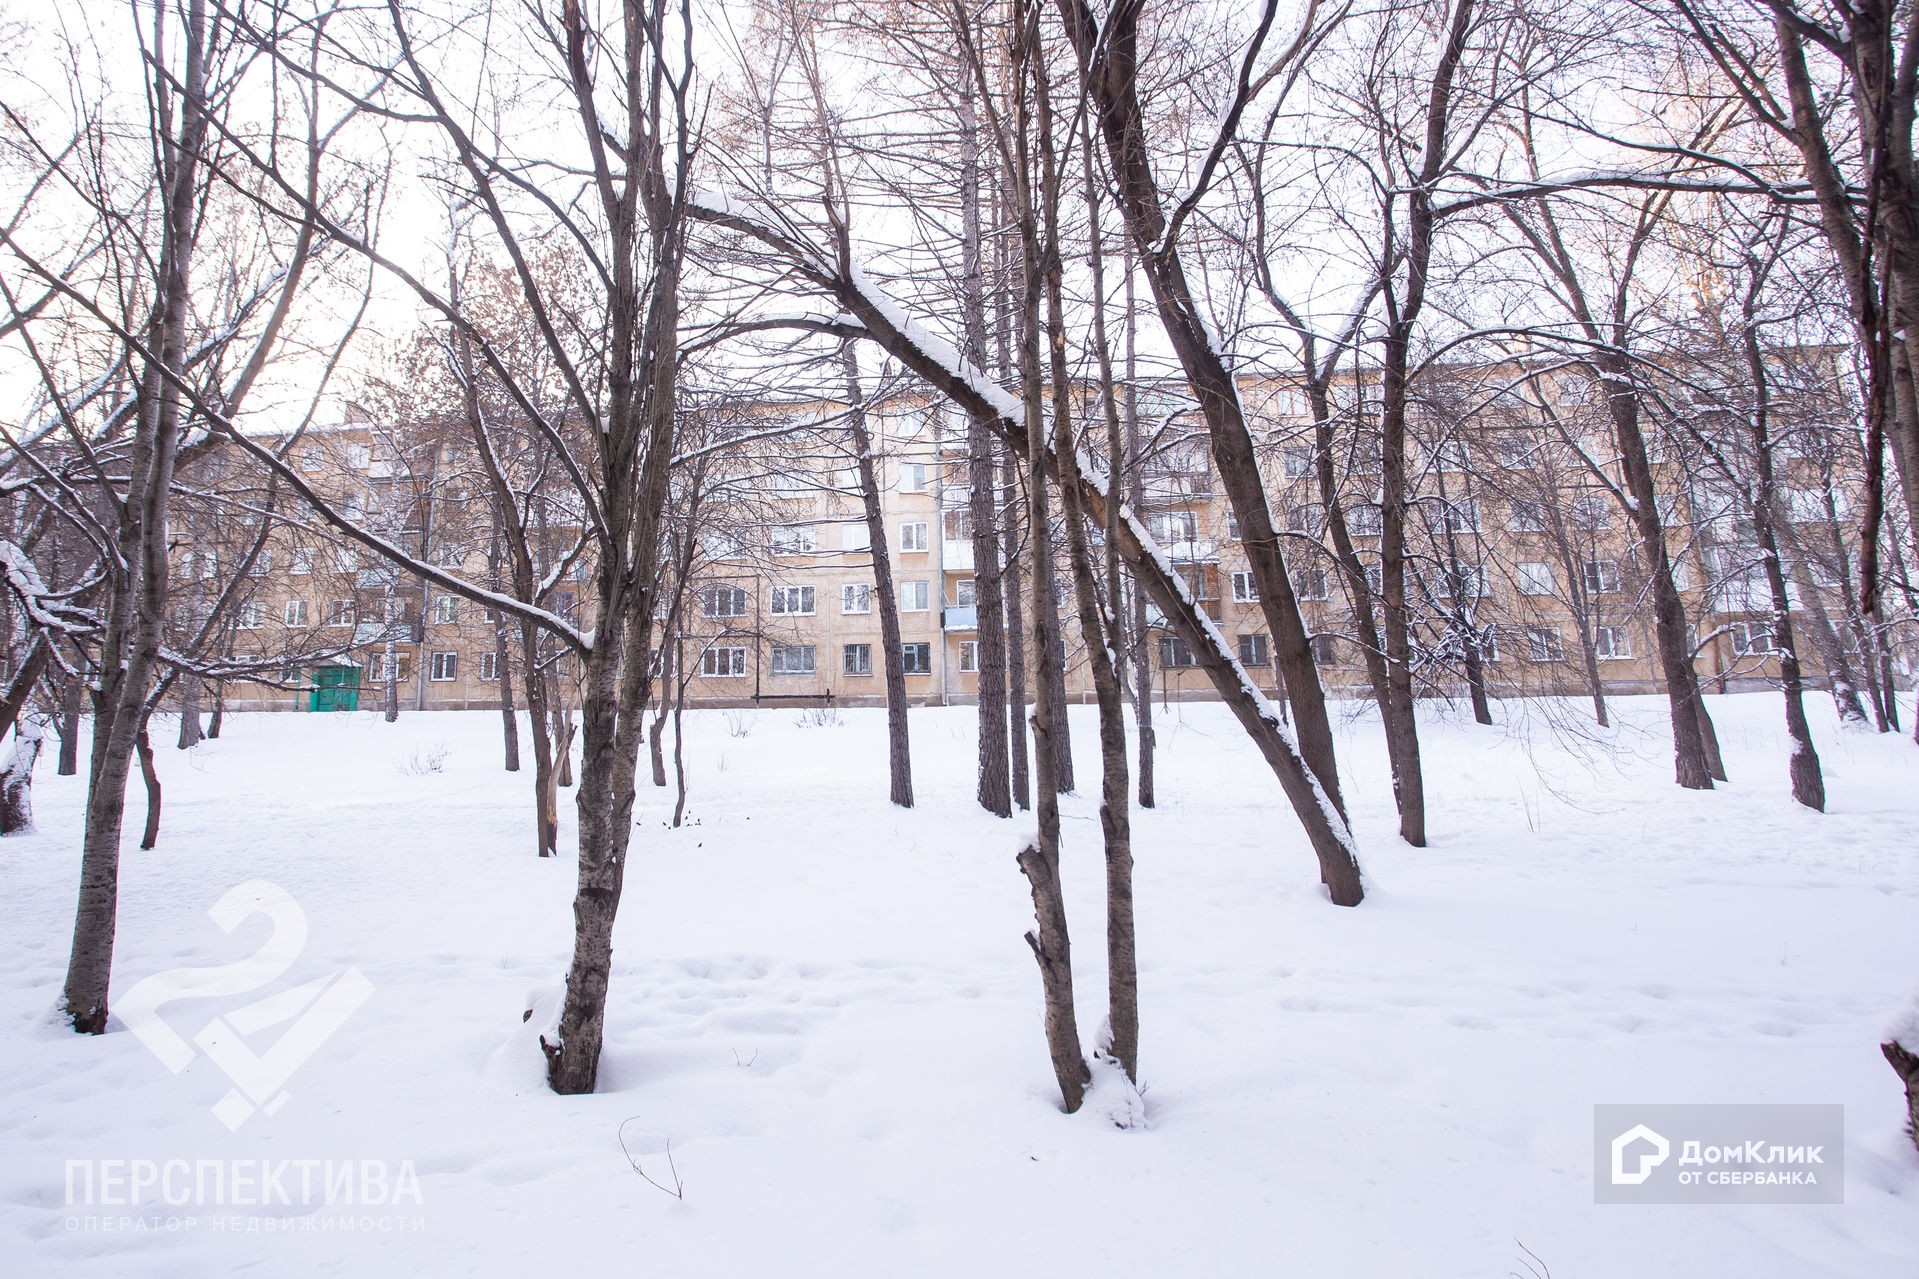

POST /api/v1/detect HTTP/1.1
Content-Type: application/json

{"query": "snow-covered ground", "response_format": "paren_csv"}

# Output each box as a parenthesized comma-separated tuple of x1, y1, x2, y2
(1, 693, 1914, 1277)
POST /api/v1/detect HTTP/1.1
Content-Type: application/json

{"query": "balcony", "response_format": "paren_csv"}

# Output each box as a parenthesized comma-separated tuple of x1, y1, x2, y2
(1162, 538, 1218, 564)
(943, 605, 978, 632)
(943, 539, 975, 570)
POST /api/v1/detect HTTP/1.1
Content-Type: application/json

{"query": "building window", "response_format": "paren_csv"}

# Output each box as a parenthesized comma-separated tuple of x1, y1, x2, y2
(771, 525, 817, 555)
(842, 583, 872, 614)
(1571, 493, 1612, 530)
(429, 651, 459, 681)
(1158, 635, 1198, 668)
(345, 443, 371, 469)
(1495, 436, 1535, 469)
(770, 645, 817, 676)
(1525, 626, 1565, 663)
(328, 599, 355, 628)
(1293, 568, 1330, 601)
(900, 580, 930, 612)
(1508, 500, 1546, 533)
(899, 521, 929, 552)
(700, 585, 748, 619)
(898, 462, 930, 492)
(959, 641, 979, 673)
(290, 548, 314, 576)
(283, 599, 309, 627)
(901, 642, 932, 674)
(1349, 504, 1382, 537)
(1286, 504, 1323, 538)
(368, 652, 411, 684)
(1231, 570, 1259, 603)
(1440, 499, 1478, 533)
(844, 643, 872, 675)
(1310, 634, 1339, 665)
(236, 600, 263, 629)
(1730, 620, 1777, 657)
(1282, 446, 1315, 478)
(1238, 634, 1270, 667)
(842, 521, 872, 552)
(300, 446, 325, 472)
(1434, 439, 1471, 471)
(1149, 510, 1197, 544)
(335, 546, 360, 572)
(944, 508, 974, 541)
(434, 595, 459, 624)
(771, 585, 817, 616)
(478, 651, 499, 681)
(702, 646, 748, 677)
(1593, 625, 1631, 660)
(704, 531, 748, 560)
(953, 577, 977, 607)
(1582, 559, 1620, 594)
(1225, 510, 1241, 540)
(1517, 562, 1556, 596)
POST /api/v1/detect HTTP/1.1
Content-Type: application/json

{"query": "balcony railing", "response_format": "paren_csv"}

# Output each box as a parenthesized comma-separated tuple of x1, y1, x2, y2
(943, 540, 975, 570)
(943, 604, 978, 632)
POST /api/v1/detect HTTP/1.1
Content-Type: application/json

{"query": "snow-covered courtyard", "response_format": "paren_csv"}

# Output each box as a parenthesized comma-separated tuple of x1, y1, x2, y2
(2, 694, 1914, 1276)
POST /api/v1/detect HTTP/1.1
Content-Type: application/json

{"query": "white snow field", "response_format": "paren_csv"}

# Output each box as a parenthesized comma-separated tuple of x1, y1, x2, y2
(1, 693, 1914, 1277)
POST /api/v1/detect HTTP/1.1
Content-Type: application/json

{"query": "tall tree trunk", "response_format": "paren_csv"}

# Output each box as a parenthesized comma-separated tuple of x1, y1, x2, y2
(176, 678, 204, 749)
(63, 0, 209, 1033)
(1121, 246, 1155, 809)
(649, 706, 669, 787)
(497, 631, 521, 771)
(1012, 46, 1087, 1107)
(1740, 292, 1826, 810)
(670, 673, 688, 827)
(207, 680, 224, 739)
(1003, 449, 1032, 811)
(842, 342, 913, 807)
(555, 696, 576, 789)
(958, 67, 1012, 819)
(1050, 148, 1137, 1081)
(57, 675, 80, 777)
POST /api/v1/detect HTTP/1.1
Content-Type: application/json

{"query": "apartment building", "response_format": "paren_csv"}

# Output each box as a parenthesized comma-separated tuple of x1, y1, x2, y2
(199, 362, 1906, 715)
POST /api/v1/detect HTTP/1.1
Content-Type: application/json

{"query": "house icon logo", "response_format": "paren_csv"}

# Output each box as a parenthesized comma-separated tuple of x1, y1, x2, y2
(1610, 1123, 1671, 1185)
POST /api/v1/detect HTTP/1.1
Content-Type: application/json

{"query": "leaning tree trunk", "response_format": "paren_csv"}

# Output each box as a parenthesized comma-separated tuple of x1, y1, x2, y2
(207, 680, 224, 739)
(843, 342, 913, 807)
(0, 722, 43, 835)
(136, 719, 162, 851)
(649, 707, 668, 787)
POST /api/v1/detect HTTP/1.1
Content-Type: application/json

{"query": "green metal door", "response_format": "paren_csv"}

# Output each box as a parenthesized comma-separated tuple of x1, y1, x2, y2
(308, 666, 361, 712)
